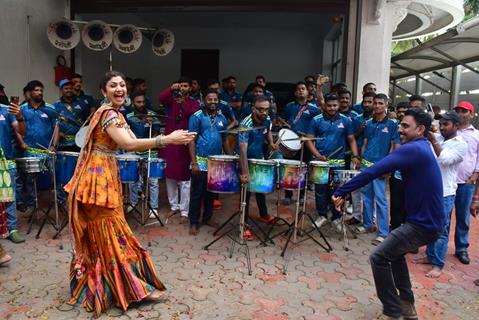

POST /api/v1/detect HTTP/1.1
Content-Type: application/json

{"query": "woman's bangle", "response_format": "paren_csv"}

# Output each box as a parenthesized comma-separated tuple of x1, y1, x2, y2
(155, 135, 165, 148)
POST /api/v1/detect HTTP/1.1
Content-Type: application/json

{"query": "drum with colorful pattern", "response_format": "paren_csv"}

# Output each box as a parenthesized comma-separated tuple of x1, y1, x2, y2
(248, 159, 276, 193)
(207, 155, 240, 193)
(275, 159, 307, 190)
(309, 161, 330, 185)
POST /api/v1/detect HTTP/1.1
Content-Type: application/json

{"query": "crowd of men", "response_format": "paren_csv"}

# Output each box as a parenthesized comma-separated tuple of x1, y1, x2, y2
(0, 74, 478, 287)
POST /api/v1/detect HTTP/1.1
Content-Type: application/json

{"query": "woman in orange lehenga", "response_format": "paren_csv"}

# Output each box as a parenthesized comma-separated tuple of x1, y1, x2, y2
(64, 71, 195, 317)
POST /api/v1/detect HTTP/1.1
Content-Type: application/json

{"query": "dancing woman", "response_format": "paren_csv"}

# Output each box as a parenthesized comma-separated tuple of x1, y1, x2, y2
(64, 71, 195, 317)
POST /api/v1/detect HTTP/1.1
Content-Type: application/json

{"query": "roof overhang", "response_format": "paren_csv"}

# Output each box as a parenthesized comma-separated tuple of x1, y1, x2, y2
(393, 0, 464, 40)
(390, 16, 479, 81)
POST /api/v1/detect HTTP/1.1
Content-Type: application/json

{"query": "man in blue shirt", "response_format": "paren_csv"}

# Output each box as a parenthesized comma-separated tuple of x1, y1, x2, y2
(357, 94, 400, 246)
(240, 84, 275, 121)
(0, 100, 26, 243)
(219, 76, 242, 117)
(126, 93, 162, 216)
(352, 82, 376, 114)
(189, 79, 203, 104)
(306, 93, 360, 232)
(16, 80, 59, 210)
(188, 89, 231, 235)
(206, 79, 237, 130)
(332, 108, 444, 320)
(70, 73, 97, 114)
(243, 75, 275, 105)
(54, 79, 88, 150)
(239, 96, 276, 229)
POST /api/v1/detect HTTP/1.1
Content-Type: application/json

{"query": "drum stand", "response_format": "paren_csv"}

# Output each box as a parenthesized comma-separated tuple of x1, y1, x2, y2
(267, 141, 332, 273)
(203, 185, 252, 275)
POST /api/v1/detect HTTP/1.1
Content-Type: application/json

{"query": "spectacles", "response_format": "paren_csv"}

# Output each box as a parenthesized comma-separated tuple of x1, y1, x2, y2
(255, 107, 269, 114)
(455, 108, 470, 114)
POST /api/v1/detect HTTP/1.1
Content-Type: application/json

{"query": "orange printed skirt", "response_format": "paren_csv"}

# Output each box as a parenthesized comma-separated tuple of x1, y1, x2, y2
(67, 204, 165, 316)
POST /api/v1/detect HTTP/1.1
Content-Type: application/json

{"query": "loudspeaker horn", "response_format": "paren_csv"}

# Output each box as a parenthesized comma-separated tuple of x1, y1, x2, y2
(47, 18, 80, 50)
(151, 29, 175, 56)
(82, 20, 113, 51)
(113, 24, 143, 54)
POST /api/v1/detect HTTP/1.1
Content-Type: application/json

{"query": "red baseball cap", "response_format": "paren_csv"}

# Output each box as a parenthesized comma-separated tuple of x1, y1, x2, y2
(453, 101, 474, 112)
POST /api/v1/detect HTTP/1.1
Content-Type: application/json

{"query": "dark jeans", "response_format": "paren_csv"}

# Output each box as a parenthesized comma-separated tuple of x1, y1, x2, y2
(188, 171, 215, 226)
(389, 175, 406, 230)
(246, 191, 268, 217)
(314, 184, 341, 221)
(370, 222, 441, 317)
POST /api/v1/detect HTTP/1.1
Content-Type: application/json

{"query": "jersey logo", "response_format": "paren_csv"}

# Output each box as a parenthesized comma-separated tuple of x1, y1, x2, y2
(263, 128, 268, 134)
(0, 114, 5, 121)
(382, 127, 389, 133)
(40, 113, 49, 118)
(303, 109, 310, 115)
(337, 122, 344, 128)
(218, 121, 224, 127)
(74, 105, 82, 110)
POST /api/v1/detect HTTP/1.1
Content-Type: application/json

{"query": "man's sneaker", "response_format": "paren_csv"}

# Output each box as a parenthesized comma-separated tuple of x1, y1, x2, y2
(354, 225, 377, 234)
(372, 236, 385, 246)
(149, 208, 158, 219)
(8, 230, 25, 243)
(400, 299, 418, 320)
(332, 219, 343, 233)
(213, 199, 222, 210)
(312, 216, 327, 228)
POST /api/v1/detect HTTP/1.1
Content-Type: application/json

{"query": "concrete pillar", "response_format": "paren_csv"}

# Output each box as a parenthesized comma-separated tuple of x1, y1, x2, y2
(353, 0, 411, 101)
(415, 75, 422, 95)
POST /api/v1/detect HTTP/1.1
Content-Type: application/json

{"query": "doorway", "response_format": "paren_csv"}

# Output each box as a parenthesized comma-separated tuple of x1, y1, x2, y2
(181, 49, 220, 89)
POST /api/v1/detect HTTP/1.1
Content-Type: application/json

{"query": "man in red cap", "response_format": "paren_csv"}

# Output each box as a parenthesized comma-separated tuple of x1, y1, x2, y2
(452, 101, 479, 265)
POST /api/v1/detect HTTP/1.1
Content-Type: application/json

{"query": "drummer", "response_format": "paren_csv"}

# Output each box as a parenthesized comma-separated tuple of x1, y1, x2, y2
(16, 80, 59, 212)
(306, 93, 360, 233)
(126, 92, 162, 215)
(279, 81, 320, 205)
(239, 96, 276, 236)
(187, 89, 232, 235)
(0, 98, 26, 243)
(54, 79, 89, 151)
(240, 84, 275, 121)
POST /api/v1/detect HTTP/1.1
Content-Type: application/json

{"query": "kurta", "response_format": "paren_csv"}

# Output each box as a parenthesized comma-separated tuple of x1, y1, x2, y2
(158, 88, 199, 180)
(64, 105, 165, 317)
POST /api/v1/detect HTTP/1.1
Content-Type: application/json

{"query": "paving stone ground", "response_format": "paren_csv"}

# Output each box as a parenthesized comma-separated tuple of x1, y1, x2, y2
(1, 187, 478, 319)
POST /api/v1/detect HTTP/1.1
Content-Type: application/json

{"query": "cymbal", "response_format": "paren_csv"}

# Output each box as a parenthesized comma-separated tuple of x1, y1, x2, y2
(282, 136, 321, 142)
(220, 126, 264, 134)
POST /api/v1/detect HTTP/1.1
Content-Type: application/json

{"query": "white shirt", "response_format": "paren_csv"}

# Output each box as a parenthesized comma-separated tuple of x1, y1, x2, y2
(434, 134, 468, 197)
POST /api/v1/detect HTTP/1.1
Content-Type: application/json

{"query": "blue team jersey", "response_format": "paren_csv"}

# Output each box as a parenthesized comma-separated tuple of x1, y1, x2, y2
(340, 109, 359, 122)
(54, 97, 89, 146)
(352, 113, 372, 152)
(77, 92, 96, 110)
(308, 113, 354, 161)
(238, 114, 271, 159)
(188, 110, 228, 171)
(219, 91, 242, 105)
(362, 117, 400, 165)
(243, 90, 275, 104)
(352, 103, 363, 114)
(126, 110, 161, 139)
(0, 106, 17, 159)
(20, 102, 57, 151)
(282, 102, 320, 135)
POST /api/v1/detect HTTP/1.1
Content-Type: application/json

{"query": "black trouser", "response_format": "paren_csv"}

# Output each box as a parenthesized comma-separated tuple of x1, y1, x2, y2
(188, 171, 215, 226)
(245, 191, 268, 217)
(389, 175, 406, 230)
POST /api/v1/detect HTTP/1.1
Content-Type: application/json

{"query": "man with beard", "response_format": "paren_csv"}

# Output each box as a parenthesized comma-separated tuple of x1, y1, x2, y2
(357, 94, 400, 247)
(450, 101, 479, 265)
(332, 108, 444, 320)
(16, 80, 59, 211)
(0, 92, 27, 243)
(132, 78, 153, 110)
(239, 96, 276, 238)
(54, 79, 89, 151)
(70, 73, 97, 114)
(306, 94, 360, 233)
(240, 84, 275, 121)
(243, 75, 275, 105)
(219, 76, 242, 116)
(206, 79, 237, 130)
(126, 92, 162, 217)
(159, 77, 199, 224)
(187, 89, 232, 235)
(280, 82, 320, 204)
(352, 82, 377, 114)
(189, 79, 202, 104)
(413, 111, 467, 278)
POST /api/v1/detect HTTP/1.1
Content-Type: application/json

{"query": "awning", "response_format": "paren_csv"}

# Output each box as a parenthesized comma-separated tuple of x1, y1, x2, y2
(390, 16, 479, 81)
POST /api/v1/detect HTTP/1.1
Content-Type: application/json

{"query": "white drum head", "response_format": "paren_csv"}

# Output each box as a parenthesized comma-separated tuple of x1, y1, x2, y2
(278, 129, 300, 150)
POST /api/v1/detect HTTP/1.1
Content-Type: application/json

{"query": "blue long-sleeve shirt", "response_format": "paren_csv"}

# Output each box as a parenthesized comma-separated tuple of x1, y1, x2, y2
(334, 138, 445, 232)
